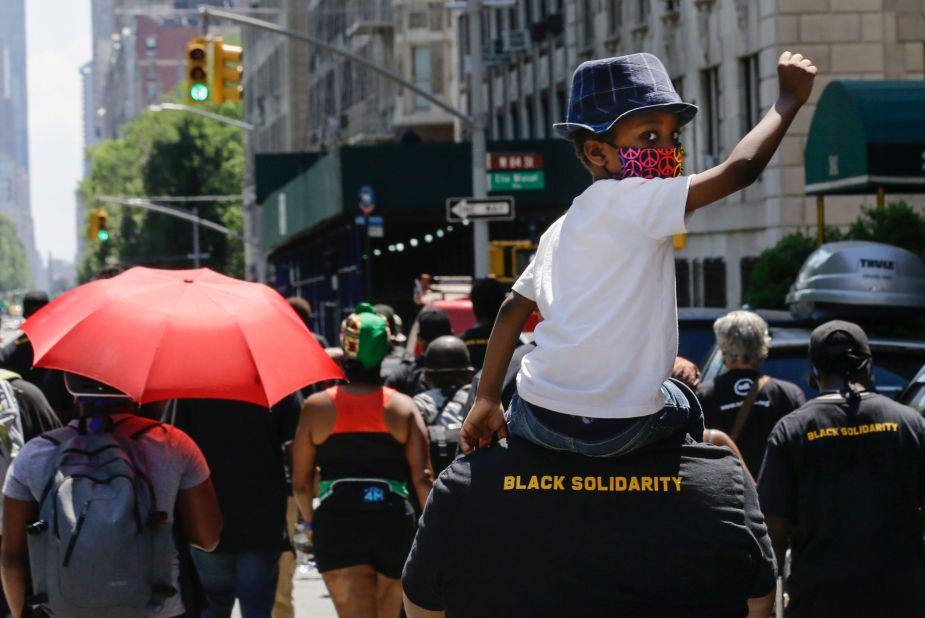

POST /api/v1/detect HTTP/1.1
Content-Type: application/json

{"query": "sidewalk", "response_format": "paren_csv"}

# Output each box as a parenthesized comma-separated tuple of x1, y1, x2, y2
(230, 561, 338, 617)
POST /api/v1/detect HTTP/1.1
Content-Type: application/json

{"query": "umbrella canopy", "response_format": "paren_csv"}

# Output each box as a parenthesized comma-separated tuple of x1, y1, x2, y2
(22, 267, 343, 407)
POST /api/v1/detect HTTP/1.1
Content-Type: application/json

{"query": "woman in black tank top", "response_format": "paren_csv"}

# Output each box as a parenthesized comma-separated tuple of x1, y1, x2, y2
(292, 304, 434, 618)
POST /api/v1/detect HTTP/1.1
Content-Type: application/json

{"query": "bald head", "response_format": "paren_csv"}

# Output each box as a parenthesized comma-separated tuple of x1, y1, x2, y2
(424, 335, 473, 387)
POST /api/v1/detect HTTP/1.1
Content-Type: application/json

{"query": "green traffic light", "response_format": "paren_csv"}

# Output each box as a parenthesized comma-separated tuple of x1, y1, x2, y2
(97, 229, 110, 242)
(190, 83, 210, 102)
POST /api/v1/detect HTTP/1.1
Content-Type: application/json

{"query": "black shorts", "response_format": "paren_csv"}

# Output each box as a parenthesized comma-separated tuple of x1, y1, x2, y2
(312, 494, 417, 578)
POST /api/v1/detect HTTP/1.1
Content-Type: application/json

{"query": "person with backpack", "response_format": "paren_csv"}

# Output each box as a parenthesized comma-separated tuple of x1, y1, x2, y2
(412, 336, 473, 475)
(0, 369, 61, 617)
(1, 374, 221, 618)
(385, 308, 452, 397)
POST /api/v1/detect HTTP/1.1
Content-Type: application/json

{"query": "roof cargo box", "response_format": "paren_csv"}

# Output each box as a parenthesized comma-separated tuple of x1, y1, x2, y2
(786, 241, 925, 321)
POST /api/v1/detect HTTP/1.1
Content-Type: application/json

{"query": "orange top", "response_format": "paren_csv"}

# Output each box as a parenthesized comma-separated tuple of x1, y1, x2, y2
(326, 385, 397, 435)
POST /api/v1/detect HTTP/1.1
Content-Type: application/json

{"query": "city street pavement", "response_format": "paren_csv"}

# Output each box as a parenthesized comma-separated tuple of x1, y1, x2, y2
(231, 561, 338, 617)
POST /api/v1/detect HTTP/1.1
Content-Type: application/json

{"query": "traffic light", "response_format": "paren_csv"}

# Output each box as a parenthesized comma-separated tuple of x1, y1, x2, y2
(186, 37, 210, 104)
(87, 209, 100, 241)
(211, 37, 243, 104)
(95, 208, 110, 242)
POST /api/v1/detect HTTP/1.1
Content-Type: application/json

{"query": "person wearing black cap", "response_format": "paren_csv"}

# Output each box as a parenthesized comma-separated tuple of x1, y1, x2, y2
(758, 320, 925, 618)
(385, 308, 452, 397)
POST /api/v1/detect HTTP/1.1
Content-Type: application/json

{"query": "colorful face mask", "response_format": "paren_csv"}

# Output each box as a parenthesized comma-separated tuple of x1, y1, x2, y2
(340, 302, 391, 369)
(616, 147, 684, 180)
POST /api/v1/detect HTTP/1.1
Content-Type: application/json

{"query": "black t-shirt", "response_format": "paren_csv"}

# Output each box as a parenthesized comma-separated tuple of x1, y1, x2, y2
(7, 377, 62, 440)
(699, 369, 805, 473)
(384, 355, 427, 396)
(460, 323, 492, 372)
(172, 394, 302, 553)
(758, 392, 925, 617)
(403, 435, 776, 617)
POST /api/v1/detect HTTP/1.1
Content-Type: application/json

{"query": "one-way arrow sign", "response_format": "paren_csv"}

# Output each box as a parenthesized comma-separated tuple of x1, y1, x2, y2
(446, 196, 515, 222)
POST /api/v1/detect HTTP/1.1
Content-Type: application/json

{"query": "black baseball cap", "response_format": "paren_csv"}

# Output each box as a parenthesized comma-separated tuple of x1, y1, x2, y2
(418, 308, 452, 343)
(64, 373, 130, 399)
(809, 320, 872, 374)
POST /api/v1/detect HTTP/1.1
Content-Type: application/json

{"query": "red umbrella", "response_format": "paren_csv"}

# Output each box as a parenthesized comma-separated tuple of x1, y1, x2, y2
(22, 267, 343, 407)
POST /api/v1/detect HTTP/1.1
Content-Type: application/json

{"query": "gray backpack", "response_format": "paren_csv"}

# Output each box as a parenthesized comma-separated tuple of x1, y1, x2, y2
(0, 369, 25, 527)
(27, 415, 175, 617)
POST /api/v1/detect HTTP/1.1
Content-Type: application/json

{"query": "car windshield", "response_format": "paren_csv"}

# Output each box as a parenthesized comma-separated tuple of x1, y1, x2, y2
(678, 327, 716, 367)
(703, 346, 925, 400)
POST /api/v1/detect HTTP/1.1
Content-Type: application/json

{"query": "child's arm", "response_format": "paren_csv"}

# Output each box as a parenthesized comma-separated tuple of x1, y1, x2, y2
(460, 291, 537, 453)
(686, 51, 817, 212)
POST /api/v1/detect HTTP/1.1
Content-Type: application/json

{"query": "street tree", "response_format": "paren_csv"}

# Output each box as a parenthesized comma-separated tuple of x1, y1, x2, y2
(79, 96, 244, 282)
(0, 213, 30, 290)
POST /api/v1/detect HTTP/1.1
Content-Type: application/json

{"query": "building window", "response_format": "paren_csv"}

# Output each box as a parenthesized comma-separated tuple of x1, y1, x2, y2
(540, 94, 550, 138)
(636, 0, 650, 23)
(700, 66, 721, 166)
(740, 53, 761, 132)
(703, 258, 727, 308)
(608, 0, 622, 35)
(556, 89, 567, 123)
(740, 256, 759, 304)
(409, 11, 428, 29)
(511, 105, 520, 139)
(581, 0, 594, 47)
(664, 0, 679, 11)
(676, 258, 691, 308)
(413, 46, 432, 110)
(525, 97, 534, 138)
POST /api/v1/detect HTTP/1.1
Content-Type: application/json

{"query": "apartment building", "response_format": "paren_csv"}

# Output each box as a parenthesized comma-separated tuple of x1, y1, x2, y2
(457, 0, 925, 307)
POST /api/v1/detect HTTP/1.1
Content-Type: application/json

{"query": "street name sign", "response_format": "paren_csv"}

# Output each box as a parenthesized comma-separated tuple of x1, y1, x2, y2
(446, 197, 515, 222)
(487, 170, 545, 191)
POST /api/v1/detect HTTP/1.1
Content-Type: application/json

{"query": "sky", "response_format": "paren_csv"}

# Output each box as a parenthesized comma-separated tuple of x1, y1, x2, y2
(25, 0, 91, 266)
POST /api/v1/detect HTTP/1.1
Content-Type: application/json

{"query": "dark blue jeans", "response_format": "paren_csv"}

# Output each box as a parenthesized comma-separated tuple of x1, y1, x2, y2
(506, 379, 704, 457)
(190, 550, 280, 618)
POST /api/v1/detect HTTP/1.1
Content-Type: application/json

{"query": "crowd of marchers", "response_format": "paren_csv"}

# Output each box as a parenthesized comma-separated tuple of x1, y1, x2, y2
(1, 46, 924, 618)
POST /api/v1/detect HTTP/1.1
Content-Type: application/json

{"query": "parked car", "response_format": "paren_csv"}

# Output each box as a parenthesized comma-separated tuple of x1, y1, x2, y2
(700, 326, 925, 401)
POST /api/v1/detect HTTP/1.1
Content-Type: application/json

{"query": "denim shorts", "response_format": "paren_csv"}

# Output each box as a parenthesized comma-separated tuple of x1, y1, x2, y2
(506, 379, 704, 458)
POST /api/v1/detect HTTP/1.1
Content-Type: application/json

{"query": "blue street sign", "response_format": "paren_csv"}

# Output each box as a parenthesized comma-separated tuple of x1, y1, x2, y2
(357, 185, 376, 215)
(355, 215, 384, 225)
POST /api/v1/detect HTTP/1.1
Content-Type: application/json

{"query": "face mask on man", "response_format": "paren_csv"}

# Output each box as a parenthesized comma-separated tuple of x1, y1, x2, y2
(615, 147, 684, 180)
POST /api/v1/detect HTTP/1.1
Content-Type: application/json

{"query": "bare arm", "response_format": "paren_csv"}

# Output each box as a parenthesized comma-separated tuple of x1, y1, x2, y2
(686, 52, 816, 212)
(747, 592, 774, 618)
(292, 397, 322, 526)
(404, 405, 435, 507)
(403, 593, 446, 618)
(176, 478, 222, 552)
(764, 514, 792, 575)
(461, 292, 537, 452)
(1, 497, 37, 618)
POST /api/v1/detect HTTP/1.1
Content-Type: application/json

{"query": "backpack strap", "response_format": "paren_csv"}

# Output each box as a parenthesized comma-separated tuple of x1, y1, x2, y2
(0, 369, 21, 382)
(730, 375, 770, 444)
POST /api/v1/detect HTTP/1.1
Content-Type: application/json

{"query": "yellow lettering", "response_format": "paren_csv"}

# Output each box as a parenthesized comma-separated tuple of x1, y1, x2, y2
(584, 476, 596, 491)
(503, 476, 515, 490)
(615, 477, 627, 491)
(808, 432, 816, 441)
(860, 425, 869, 434)
(875, 423, 883, 432)
(628, 477, 641, 491)
(527, 475, 539, 490)
(641, 477, 654, 491)
(672, 477, 682, 491)
(554, 476, 565, 490)
(540, 476, 552, 490)
(515, 476, 526, 490)
(571, 477, 582, 491)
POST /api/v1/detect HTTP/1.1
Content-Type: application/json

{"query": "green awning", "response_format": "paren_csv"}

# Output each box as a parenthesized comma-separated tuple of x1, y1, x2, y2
(804, 80, 925, 195)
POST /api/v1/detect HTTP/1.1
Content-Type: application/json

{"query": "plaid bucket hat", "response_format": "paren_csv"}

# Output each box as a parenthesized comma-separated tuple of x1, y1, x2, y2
(553, 53, 697, 139)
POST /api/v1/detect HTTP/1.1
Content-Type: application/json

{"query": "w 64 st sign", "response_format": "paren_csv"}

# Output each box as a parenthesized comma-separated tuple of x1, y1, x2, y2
(445, 197, 515, 222)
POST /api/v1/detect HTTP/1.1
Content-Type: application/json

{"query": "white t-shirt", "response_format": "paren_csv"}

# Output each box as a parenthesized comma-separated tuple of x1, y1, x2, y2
(512, 175, 692, 418)
(3, 414, 210, 618)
